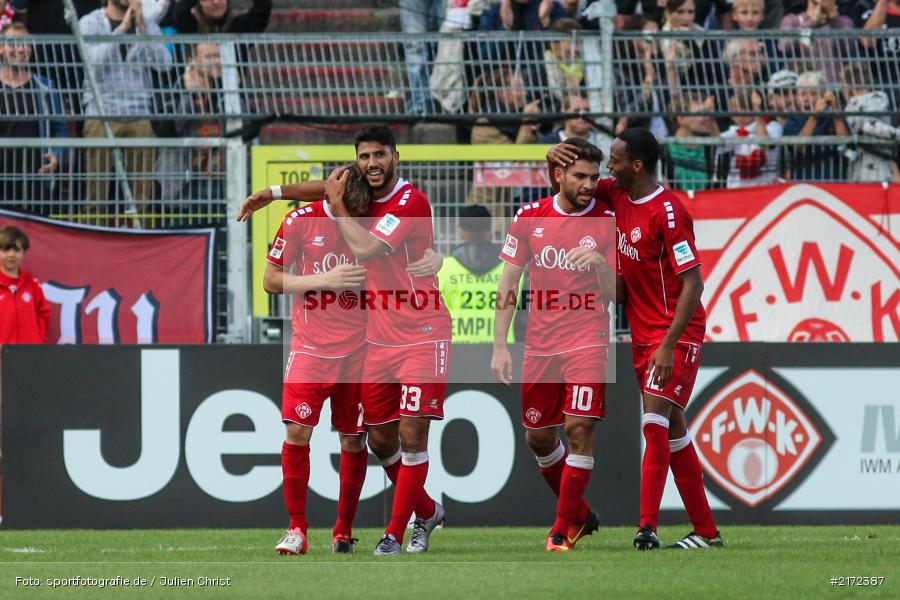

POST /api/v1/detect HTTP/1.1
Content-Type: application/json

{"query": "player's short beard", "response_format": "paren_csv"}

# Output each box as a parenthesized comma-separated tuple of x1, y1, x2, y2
(563, 183, 589, 207)
(367, 163, 395, 194)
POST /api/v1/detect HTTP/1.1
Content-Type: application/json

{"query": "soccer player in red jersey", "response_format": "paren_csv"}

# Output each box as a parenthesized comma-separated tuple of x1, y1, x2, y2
(550, 128, 724, 551)
(264, 167, 370, 556)
(324, 126, 452, 556)
(491, 138, 617, 552)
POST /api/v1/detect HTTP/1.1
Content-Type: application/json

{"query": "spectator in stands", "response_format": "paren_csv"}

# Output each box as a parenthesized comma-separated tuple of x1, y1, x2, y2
(469, 67, 542, 144)
(658, 0, 718, 95)
(718, 89, 783, 187)
(613, 16, 668, 140)
(79, 0, 172, 222)
(0, 0, 25, 30)
(172, 0, 270, 33)
(729, 0, 782, 72)
(782, 70, 849, 180)
(861, 0, 900, 116)
(614, 0, 663, 29)
(480, 0, 569, 31)
(539, 93, 602, 145)
(839, 63, 900, 182)
(153, 42, 226, 208)
(731, 0, 765, 29)
(779, 0, 853, 82)
(766, 67, 797, 116)
(0, 22, 68, 214)
(713, 37, 770, 129)
(664, 94, 721, 191)
(400, 0, 444, 115)
(543, 18, 584, 107)
(0, 226, 50, 344)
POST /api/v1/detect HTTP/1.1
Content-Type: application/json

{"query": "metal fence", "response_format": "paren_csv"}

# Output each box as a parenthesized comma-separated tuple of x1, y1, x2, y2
(2, 29, 899, 123)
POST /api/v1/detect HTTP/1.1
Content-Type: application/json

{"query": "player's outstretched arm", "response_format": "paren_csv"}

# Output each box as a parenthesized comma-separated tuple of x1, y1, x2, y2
(650, 266, 704, 387)
(326, 168, 391, 260)
(491, 262, 523, 386)
(263, 262, 366, 294)
(236, 175, 335, 221)
(406, 248, 444, 277)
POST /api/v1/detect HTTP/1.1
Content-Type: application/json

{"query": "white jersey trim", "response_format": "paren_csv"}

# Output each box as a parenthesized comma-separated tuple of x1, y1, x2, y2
(628, 185, 665, 205)
(373, 177, 410, 204)
(366, 339, 452, 348)
(552, 193, 596, 216)
(524, 342, 609, 357)
(322, 200, 336, 221)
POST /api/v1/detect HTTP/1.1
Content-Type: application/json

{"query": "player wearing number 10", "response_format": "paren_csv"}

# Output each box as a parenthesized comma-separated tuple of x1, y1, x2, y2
(492, 138, 617, 552)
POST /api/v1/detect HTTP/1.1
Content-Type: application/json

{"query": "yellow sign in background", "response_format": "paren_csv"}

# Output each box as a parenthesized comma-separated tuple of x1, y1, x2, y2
(249, 144, 551, 316)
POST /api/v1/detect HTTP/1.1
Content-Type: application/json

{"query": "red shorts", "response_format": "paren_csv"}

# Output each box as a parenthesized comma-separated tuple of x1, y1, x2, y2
(520, 346, 608, 429)
(632, 341, 702, 409)
(282, 350, 365, 435)
(361, 341, 451, 424)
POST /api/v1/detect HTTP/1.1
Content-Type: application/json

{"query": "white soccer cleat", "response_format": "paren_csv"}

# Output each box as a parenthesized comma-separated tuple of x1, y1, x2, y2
(374, 534, 402, 556)
(667, 531, 725, 550)
(275, 528, 307, 555)
(406, 501, 446, 554)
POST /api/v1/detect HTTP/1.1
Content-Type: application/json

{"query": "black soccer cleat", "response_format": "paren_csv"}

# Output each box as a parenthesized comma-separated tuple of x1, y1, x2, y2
(666, 531, 725, 550)
(332, 535, 358, 554)
(633, 525, 661, 550)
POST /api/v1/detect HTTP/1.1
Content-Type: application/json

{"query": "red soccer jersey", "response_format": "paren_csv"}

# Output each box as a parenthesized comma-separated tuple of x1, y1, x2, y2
(595, 178, 706, 345)
(365, 177, 452, 346)
(267, 200, 365, 357)
(499, 194, 616, 355)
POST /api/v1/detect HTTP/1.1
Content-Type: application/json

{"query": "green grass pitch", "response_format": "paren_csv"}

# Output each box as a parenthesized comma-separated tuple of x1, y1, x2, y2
(1, 526, 898, 598)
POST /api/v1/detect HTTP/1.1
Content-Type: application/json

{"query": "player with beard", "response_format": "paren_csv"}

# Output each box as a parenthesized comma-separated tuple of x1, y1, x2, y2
(548, 128, 724, 551)
(239, 126, 450, 556)
(492, 138, 616, 552)
(324, 126, 452, 556)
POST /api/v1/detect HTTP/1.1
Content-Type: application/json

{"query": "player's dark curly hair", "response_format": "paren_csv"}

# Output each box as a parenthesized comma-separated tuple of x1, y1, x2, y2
(618, 127, 660, 172)
(562, 137, 604, 166)
(354, 125, 397, 152)
(343, 164, 372, 215)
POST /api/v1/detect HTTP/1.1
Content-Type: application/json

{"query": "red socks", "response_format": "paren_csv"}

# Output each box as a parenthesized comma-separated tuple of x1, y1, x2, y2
(640, 414, 671, 531)
(535, 440, 593, 533)
(380, 450, 436, 521)
(333, 448, 369, 537)
(384, 452, 430, 542)
(536, 440, 567, 496)
(551, 454, 594, 534)
(281, 441, 310, 532)
(669, 434, 718, 538)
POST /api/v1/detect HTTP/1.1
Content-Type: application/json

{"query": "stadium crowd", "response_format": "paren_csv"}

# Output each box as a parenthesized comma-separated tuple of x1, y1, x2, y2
(0, 0, 898, 220)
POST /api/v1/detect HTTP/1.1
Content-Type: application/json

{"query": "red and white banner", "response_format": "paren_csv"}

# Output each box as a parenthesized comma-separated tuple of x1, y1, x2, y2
(680, 184, 900, 342)
(0, 210, 215, 343)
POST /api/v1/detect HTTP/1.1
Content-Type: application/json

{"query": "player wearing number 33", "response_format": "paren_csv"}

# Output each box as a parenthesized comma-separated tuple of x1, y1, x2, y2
(549, 128, 724, 551)
(492, 138, 617, 553)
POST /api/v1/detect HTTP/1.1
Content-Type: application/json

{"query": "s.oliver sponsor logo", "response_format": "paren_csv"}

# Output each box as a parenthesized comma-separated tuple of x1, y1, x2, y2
(616, 229, 640, 261)
(312, 252, 355, 274)
(690, 369, 831, 508)
(533, 246, 591, 272)
(704, 185, 900, 342)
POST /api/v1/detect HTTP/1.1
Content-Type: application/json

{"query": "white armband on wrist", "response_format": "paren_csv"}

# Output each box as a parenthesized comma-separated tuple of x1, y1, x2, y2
(270, 185, 283, 200)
